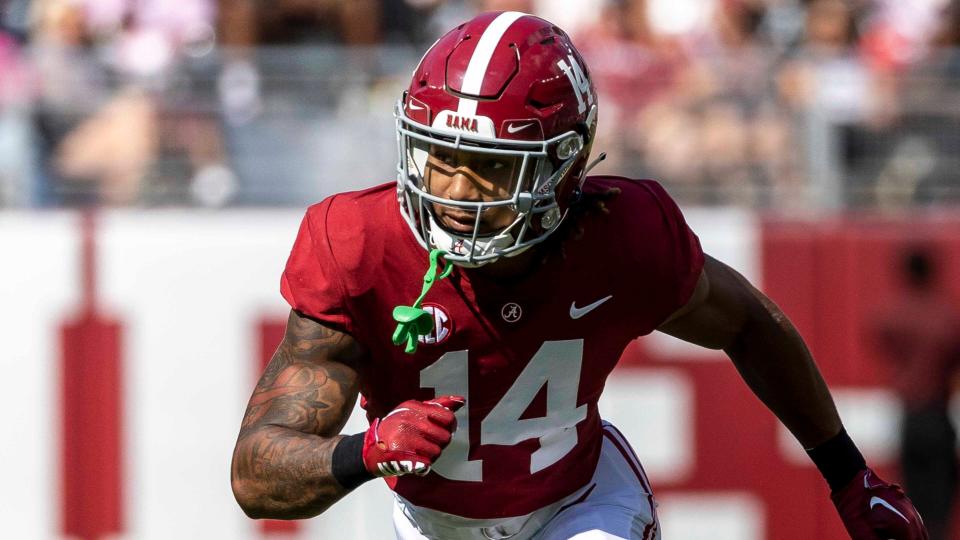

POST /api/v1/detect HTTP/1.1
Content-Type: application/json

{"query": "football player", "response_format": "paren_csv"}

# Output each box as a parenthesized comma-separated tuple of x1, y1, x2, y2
(231, 11, 927, 540)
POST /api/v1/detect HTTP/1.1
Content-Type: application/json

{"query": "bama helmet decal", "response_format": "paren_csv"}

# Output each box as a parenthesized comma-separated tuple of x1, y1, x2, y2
(431, 110, 496, 138)
(418, 303, 454, 345)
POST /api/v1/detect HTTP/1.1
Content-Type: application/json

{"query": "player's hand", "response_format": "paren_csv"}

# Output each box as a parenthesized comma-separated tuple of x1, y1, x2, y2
(832, 469, 928, 540)
(361, 395, 465, 477)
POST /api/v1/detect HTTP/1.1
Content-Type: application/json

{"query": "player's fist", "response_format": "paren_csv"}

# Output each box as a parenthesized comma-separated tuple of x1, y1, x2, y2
(361, 395, 465, 477)
(832, 469, 928, 540)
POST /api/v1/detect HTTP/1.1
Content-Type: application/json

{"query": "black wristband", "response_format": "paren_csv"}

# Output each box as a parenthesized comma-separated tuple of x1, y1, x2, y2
(805, 428, 867, 492)
(331, 433, 373, 490)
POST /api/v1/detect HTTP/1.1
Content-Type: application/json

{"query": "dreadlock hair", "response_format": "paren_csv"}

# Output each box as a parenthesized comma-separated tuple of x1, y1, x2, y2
(541, 185, 622, 263)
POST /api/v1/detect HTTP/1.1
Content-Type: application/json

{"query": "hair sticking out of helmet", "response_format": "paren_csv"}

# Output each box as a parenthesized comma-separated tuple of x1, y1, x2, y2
(395, 11, 598, 267)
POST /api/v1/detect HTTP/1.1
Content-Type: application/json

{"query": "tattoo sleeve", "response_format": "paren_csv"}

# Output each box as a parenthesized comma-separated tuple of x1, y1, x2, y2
(231, 310, 364, 519)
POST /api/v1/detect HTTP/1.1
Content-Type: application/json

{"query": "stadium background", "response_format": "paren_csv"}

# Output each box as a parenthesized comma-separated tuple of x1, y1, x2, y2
(1, 0, 958, 538)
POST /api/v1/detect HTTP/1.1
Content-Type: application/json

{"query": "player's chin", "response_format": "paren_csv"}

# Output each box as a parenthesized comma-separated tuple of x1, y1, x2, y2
(438, 213, 477, 234)
(433, 206, 516, 236)
(441, 218, 514, 238)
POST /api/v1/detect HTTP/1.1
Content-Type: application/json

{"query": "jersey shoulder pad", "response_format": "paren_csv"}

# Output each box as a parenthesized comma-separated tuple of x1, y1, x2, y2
(321, 182, 397, 280)
(579, 175, 704, 329)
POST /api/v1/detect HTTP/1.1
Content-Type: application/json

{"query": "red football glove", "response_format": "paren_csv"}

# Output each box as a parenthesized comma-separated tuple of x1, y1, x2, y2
(361, 395, 464, 477)
(832, 469, 929, 540)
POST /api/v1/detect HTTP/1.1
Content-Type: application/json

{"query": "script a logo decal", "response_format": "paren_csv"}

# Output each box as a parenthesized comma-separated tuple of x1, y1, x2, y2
(446, 115, 479, 133)
(501, 302, 522, 323)
(418, 304, 453, 345)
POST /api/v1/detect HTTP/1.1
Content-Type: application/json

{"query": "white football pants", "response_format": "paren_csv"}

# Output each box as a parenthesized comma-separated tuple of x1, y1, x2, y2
(392, 421, 660, 540)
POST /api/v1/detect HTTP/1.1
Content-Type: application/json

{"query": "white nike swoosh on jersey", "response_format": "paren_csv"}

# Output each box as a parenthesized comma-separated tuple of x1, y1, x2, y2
(507, 122, 534, 134)
(870, 496, 910, 523)
(570, 295, 613, 319)
(407, 102, 424, 111)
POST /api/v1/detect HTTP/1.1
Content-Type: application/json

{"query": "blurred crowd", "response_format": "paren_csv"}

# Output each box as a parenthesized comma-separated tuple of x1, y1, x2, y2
(0, 0, 958, 208)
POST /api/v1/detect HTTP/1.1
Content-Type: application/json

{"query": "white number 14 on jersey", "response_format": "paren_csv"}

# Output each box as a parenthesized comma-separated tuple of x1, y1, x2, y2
(419, 340, 587, 482)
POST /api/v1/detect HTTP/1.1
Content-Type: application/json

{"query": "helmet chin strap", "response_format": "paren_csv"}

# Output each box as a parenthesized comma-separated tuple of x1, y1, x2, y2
(428, 215, 530, 268)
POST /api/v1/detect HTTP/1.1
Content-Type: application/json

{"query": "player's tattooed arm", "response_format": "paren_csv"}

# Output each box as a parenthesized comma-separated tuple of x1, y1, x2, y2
(231, 309, 364, 519)
(658, 255, 843, 449)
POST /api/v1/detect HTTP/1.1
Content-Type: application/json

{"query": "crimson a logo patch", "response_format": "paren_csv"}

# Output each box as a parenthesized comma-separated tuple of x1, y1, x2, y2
(501, 302, 522, 323)
(418, 303, 453, 345)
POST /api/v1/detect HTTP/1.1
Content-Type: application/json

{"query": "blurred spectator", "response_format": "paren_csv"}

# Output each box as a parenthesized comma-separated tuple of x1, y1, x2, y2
(97, 0, 230, 207)
(532, 0, 603, 38)
(682, 0, 804, 207)
(775, 0, 895, 208)
(777, 0, 874, 121)
(26, 0, 236, 207)
(0, 26, 33, 206)
(860, 0, 960, 208)
(1, 0, 31, 42)
(869, 246, 960, 540)
(646, 0, 717, 37)
(214, 0, 451, 205)
(576, 0, 804, 207)
(575, 0, 692, 190)
(859, 0, 945, 75)
(52, 87, 158, 206)
(882, 0, 960, 205)
(218, 0, 450, 48)
(28, 0, 111, 205)
(1, 0, 958, 209)
(478, 0, 532, 13)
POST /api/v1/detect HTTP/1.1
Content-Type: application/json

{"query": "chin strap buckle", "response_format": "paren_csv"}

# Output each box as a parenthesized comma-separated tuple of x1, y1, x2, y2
(391, 249, 453, 354)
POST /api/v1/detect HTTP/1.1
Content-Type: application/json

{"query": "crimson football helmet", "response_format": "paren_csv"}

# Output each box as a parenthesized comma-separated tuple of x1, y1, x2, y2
(396, 11, 598, 267)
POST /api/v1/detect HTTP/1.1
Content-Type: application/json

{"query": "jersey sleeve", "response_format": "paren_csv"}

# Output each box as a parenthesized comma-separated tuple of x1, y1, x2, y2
(635, 180, 705, 329)
(280, 198, 354, 334)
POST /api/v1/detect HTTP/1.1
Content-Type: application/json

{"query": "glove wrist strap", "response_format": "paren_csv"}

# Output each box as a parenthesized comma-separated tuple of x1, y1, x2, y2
(331, 433, 373, 490)
(805, 428, 866, 492)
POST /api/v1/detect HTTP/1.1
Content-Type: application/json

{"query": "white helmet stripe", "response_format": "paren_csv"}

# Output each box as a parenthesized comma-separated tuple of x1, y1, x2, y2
(457, 11, 527, 117)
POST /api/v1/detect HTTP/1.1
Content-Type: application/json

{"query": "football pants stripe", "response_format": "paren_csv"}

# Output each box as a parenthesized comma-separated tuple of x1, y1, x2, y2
(602, 424, 653, 494)
(601, 428, 658, 540)
(555, 483, 597, 516)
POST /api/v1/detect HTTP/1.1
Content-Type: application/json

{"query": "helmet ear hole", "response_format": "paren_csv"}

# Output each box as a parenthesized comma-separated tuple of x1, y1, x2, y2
(556, 135, 583, 161)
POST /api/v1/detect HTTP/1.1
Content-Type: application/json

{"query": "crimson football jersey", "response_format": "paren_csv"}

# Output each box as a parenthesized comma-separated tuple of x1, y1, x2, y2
(281, 176, 703, 519)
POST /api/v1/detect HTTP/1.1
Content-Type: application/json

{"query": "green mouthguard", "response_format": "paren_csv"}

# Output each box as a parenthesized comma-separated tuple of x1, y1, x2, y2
(392, 249, 453, 354)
